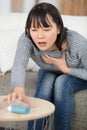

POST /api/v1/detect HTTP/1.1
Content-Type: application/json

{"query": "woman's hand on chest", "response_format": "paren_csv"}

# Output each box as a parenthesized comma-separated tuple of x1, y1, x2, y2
(41, 53, 71, 74)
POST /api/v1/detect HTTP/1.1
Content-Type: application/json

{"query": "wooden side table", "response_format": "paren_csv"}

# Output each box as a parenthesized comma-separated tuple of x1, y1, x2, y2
(0, 96, 55, 130)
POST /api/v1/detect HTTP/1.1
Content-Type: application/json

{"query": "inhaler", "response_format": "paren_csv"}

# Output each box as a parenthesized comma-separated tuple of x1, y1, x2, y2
(8, 105, 31, 114)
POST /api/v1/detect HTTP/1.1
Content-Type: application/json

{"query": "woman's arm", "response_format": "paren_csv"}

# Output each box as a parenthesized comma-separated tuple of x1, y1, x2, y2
(41, 50, 87, 80)
(11, 33, 31, 88)
(69, 50, 87, 80)
(2, 33, 34, 105)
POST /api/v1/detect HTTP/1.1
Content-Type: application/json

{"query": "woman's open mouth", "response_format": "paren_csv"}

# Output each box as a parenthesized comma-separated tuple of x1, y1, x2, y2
(38, 42, 47, 47)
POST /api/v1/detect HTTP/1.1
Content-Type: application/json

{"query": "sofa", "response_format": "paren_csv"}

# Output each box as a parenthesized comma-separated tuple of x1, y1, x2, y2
(0, 13, 87, 130)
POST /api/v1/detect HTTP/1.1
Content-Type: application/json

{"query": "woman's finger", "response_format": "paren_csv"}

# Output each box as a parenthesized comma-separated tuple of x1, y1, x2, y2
(11, 92, 18, 102)
(7, 93, 13, 104)
(21, 97, 35, 108)
(62, 53, 66, 59)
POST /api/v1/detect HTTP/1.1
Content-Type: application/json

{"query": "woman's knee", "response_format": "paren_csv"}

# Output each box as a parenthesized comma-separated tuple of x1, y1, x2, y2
(37, 69, 57, 84)
(35, 70, 57, 100)
(54, 74, 73, 100)
(54, 74, 69, 89)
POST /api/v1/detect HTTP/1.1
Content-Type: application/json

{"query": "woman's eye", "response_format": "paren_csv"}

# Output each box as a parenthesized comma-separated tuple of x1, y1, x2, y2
(31, 29, 37, 31)
(44, 28, 51, 31)
(30, 27, 51, 31)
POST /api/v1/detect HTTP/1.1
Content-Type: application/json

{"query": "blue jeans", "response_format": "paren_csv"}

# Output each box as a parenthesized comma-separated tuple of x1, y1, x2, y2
(27, 69, 87, 130)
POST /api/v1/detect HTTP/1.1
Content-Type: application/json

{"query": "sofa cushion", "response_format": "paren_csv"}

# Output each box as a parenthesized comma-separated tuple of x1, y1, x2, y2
(62, 15, 87, 38)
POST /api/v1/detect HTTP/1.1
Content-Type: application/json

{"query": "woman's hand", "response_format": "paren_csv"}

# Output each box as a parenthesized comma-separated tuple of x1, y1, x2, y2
(1, 87, 34, 107)
(41, 53, 71, 74)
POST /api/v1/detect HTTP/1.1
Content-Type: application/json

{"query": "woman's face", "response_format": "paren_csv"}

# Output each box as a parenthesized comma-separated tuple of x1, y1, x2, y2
(30, 15, 60, 51)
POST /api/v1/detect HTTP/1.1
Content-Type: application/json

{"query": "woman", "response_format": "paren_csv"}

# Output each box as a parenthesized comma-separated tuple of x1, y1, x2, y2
(3, 2, 87, 130)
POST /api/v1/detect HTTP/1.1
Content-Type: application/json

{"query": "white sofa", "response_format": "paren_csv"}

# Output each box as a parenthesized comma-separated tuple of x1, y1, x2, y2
(0, 13, 87, 73)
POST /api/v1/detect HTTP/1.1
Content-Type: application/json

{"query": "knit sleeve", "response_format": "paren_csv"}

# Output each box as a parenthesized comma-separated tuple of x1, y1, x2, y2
(11, 33, 32, 88)
(69, 49, 87, 80)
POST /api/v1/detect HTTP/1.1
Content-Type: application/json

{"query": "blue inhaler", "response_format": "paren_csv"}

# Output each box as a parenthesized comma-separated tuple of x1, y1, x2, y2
(8, 105, 31, 114)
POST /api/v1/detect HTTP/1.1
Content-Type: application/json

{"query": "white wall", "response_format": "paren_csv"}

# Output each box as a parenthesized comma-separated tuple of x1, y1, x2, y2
(22, 0, 60, 13)
(39, 0, 59, 7)
(0, 0, 60, 13)
(22, 0, 36, 13)
(0, 0, 11, 13)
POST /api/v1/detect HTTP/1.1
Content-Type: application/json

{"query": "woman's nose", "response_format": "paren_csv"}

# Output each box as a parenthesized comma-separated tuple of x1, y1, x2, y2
(37, 30, 45, 38)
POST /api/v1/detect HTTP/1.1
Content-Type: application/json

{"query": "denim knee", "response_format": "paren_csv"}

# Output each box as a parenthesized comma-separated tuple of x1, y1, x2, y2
(54, 74, 73, 101)
(35, 70, 57, 101)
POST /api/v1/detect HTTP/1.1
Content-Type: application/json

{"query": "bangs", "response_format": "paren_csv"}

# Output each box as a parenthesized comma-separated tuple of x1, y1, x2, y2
(30, 14, 52, 28)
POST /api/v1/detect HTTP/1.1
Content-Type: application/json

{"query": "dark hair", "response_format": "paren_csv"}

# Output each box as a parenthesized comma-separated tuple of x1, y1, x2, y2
(25, 2, 67, 50)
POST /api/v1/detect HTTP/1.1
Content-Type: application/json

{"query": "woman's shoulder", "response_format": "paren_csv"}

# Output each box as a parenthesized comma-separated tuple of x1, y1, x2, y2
(67, 30, 87, 47)
(66, 30, 87, 57)
(67, 30, 87, 41)
(18, 32, 40, 52)
(17, 32, 34, 49)
(18, 32, 31, 42)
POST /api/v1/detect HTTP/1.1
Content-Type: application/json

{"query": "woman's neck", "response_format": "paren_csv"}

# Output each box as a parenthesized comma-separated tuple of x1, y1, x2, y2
(48, 44, 59, 51)
(50, 41, 67, 52)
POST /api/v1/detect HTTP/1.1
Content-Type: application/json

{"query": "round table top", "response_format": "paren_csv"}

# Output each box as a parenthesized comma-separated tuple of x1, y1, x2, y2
(0, 96, 55, 121)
